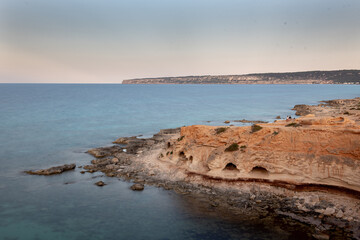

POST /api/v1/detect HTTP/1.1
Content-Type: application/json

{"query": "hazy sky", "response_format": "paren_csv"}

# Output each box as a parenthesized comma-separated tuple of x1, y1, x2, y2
(1, 0, 359, 83)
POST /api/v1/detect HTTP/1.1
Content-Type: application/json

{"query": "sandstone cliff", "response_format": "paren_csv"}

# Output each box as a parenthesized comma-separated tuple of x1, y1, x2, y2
(82, 97, 360, 238)
(161, 116, 360, 193)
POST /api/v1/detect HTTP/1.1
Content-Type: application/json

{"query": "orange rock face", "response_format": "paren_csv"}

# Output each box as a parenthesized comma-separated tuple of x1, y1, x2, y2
(161, 116, 360, 193)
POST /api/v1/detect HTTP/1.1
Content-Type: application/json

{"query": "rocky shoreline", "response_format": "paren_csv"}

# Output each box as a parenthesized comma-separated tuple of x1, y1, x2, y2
(26, 97, 360, 239)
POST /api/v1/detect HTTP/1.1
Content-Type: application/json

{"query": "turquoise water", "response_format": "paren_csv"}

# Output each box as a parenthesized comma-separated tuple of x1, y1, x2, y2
(0, 84, 359, 240)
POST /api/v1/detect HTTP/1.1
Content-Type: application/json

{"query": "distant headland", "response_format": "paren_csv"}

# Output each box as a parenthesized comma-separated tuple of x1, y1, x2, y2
(122, 70, 360, 84)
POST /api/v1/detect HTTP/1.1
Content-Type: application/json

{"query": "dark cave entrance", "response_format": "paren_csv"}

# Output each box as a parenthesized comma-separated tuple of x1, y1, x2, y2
(224, 163, 238, 171)
(250, 166, 269, 176)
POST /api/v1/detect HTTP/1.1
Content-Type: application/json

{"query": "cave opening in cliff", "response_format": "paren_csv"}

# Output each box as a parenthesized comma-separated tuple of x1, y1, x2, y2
(167, 142, 171, 148)
(250, 166, 269, 177)
(224, 163, 238, 171)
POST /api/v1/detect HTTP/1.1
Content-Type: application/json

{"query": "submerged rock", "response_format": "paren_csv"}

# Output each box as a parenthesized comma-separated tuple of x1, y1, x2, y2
(130, 183, 144, 191)
(25, 164, 76, 175)
(95, 181, 106, 187)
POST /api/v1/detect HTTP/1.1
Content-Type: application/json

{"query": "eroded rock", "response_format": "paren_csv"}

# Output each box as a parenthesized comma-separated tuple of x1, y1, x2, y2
(25, 164, 76, 175)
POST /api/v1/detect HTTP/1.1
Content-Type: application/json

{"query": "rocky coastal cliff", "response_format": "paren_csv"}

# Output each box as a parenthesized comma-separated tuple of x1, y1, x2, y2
(164, 115, 360, 193)
(122, 70, 360, 84)
(27, 97, 360, 239)
(85, 97, 360, 239)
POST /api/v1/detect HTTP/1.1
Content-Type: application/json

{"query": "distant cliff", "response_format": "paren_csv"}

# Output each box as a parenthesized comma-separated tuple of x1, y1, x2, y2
(123, 70, 360, 84)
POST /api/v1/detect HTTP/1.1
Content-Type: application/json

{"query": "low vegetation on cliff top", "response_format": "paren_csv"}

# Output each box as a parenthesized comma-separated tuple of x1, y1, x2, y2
(251, 124, 263, 133)
(285, 122, 301, 127)
(225, 143, 239, 152)
(215, 127, 228, 134)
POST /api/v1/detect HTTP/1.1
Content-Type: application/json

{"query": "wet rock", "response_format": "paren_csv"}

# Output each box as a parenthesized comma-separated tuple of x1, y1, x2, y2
(87, 145, 122, 158)
(130, 183, 144, 191)
(113, 137, 135, 144)
(224, 120, 230, 124)
(25, 163, 76, 175)
(95, 181, 106, 187)
(80, 171, 86, 174)
(106, 172, 116, 177)
(275, 116, 281, 119)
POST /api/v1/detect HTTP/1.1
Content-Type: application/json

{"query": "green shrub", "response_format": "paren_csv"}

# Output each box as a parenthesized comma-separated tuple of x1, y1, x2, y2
(177, 136, 185, 141)
(273, 131, 279, 136)
(343, 111, 350, 115)
(225, 143, 239, 152)
(285, 122, 301, 127)
(240, 145, 247, 149)
(251, 124, 262, 133)
(215, 127, 227, 134)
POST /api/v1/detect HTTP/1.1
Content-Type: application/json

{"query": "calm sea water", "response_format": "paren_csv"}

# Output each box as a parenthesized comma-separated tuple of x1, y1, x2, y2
(0, 84, 359, 240)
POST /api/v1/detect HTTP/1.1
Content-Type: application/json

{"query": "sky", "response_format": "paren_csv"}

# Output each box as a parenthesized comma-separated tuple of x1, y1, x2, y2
(0, 0, 359, 83)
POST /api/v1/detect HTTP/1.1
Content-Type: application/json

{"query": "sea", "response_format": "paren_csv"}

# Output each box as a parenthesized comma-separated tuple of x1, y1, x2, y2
(0, 84, 359, 240)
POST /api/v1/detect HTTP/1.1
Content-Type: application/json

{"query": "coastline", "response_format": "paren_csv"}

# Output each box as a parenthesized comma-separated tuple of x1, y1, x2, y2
(83, 97, 360, 239)
(26, 96, 360, 239)
(122, 70, 360, 85)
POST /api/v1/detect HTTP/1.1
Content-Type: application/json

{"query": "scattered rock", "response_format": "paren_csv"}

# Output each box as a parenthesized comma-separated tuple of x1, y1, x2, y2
(323, 207, 336, 216)
(95, 181, 106, 187)
(113, 137, 132, 144)
(111, 158, 119, 164)
(336, 210, 344, 218)
(25, 164, 76, 175)
(275, 116, 281, 119)
(312, 233, 330, 240)
(80, 171, 86, 174)
(224, 121, 230, 124)
(130, 183, 144, 191)
(106, 164, 117, 170)
(234, 119, 268, 124)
